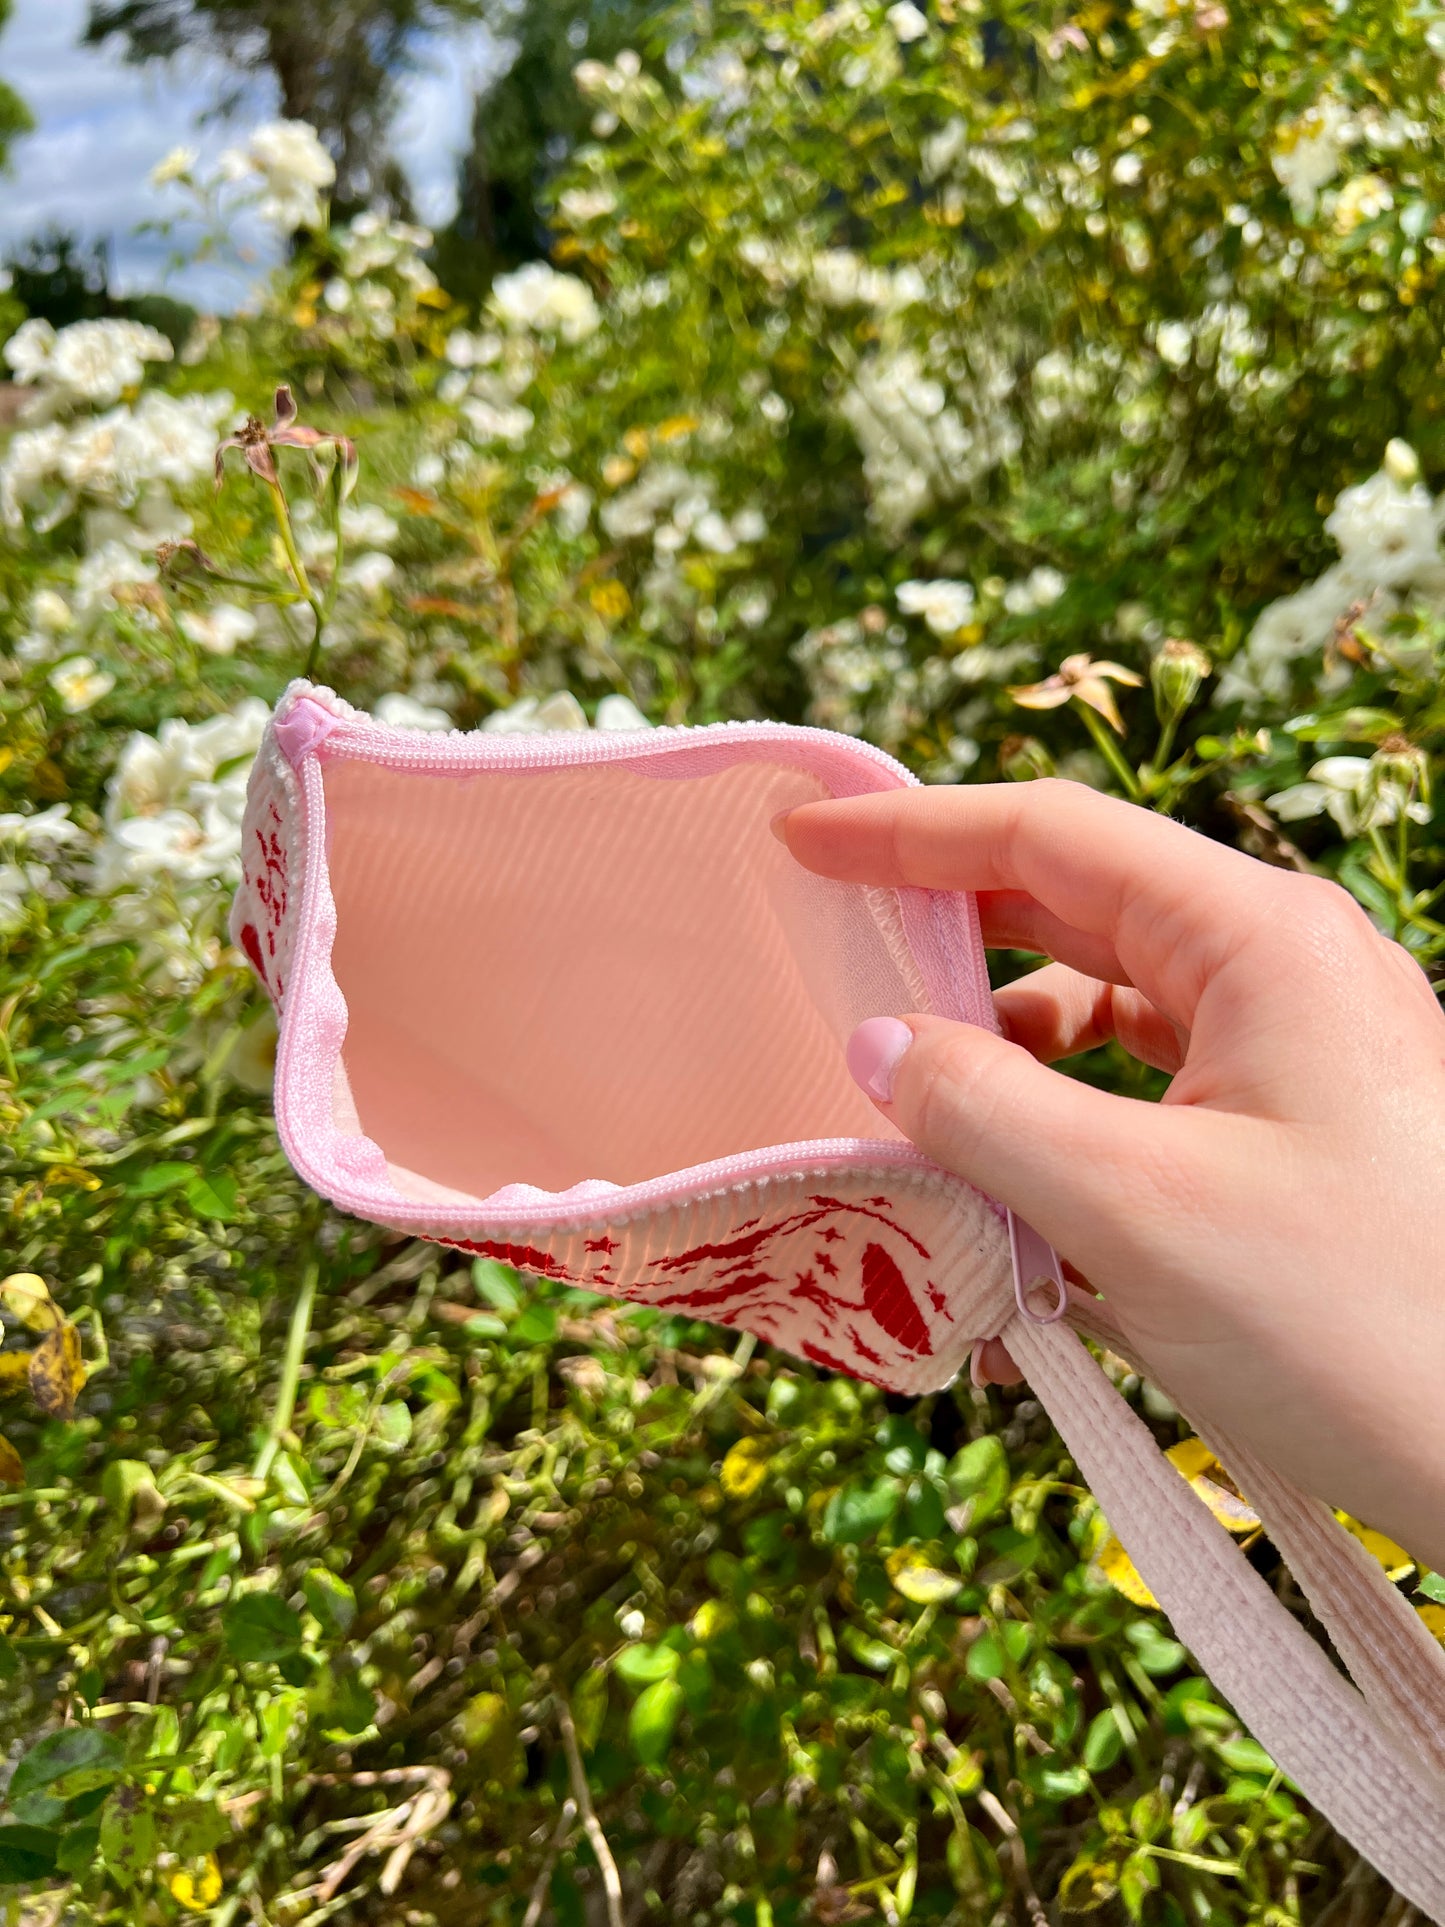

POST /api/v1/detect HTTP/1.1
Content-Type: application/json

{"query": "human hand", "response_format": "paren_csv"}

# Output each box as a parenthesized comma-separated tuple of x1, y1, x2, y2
(777, 780, 1445, 1570)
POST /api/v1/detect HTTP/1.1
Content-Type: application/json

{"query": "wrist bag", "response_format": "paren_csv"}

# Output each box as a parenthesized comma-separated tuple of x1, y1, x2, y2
(234, 680, 1445, 1915)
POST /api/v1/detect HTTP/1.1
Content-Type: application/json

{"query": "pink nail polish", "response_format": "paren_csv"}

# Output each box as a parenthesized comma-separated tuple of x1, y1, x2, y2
(846, 1016, 913, 1103)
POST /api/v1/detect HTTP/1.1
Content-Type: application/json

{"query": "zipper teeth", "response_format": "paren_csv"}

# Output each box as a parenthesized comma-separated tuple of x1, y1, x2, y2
(319, 714, 921, 784)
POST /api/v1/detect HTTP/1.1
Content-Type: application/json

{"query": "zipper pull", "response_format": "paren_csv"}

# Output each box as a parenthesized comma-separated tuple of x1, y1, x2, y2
(1007, 1209, 1069, 1324)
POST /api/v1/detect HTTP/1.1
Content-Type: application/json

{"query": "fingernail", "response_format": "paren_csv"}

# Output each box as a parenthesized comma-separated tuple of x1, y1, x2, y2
(769, 808, 793, 844)
(846, 1016, 913, 1103)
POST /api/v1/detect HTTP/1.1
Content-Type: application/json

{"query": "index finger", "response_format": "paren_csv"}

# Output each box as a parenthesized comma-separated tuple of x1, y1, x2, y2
(779, 779, 1280, 1024)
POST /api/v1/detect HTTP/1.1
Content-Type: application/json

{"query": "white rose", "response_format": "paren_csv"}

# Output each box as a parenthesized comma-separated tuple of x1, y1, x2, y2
(48, 655, 116, 713)
(180, 604, 258, 656)
(340, 503, 399, 548)
(886, 2, 929, 42)
(343, 552, 397, 597)
(150, 145, 198, 187)
(374, 692, 453, 731)
(1324, 469, 1439, 588)
(3, 317, 57, 385)
(896, 577, 976, 636)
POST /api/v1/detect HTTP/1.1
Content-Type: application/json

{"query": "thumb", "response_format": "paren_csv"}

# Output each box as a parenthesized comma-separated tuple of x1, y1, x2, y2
(846, 1013, 1198, 1268)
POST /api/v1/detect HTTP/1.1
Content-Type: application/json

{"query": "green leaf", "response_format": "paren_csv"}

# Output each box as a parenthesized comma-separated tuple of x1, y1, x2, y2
(510, 1303, 558, 1346)
(1037, 1764, 1090, 1800)
(1120, 1849, 1161, 1922)
(628, 1677, 684, 1767)
(572, 1668, 609, 1752)
(472, 1261, 520, 1312)
(1214, 1736, 1276, 1778)
(613, 1643, 680, 1686)
(186, 1172, 239, 1221)
(1083, 1708, 1125, 1773)
(169, 1801, 230, 1861)
(876, 1415, 928, 1473)
(1418, 1570, 1445, 1605)
(309, 1665, 376, 1736)
(271, 1451, 310, 1509)
(1057, 1852, 1120, 1913)
(132, 1161, 195, 1196)
(222, 1593, 304, 1663)
(8, 1728, 123, 1803)
(303, 1567, 357, 1636)
(56, 1823, 101, 1877)
(965, 1621, 1032, 1682)
(0, 1634, 17, 1681)
(821, 1476, 899, 1546)
(1284, 706, 1399, 743)
(944, 1436, 1010, 1526)
(840, 1625, 897, 1672)
(99, 1786, 157, 1888)
(375, 1401, 413, 1450)
(0, 1824, 61, 1883)
(1124, 1620, 1187, 1676)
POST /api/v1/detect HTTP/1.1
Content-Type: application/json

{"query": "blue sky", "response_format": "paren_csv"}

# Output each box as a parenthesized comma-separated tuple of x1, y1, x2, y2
(0, 0, 505, 306)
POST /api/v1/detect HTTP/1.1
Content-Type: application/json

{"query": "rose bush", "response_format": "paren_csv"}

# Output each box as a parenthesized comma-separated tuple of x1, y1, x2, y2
(2, 4, 1444, 1919)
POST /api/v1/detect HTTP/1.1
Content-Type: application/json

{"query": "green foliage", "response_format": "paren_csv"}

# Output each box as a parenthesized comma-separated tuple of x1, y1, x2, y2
(0, 0, 32, 178)
(3, 1, 1445, 1920)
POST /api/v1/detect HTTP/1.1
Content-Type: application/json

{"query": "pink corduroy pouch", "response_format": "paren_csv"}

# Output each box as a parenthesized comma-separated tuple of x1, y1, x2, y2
(235, 681, 1445, 1915)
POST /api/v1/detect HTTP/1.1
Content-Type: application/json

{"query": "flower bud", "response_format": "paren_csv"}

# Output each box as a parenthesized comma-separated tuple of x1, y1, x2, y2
(1365, 733, 1431, 823)
(1384, 438, 1421, 486)
(998, 734, 1056, 781)
(1150, 637, 1212, 722)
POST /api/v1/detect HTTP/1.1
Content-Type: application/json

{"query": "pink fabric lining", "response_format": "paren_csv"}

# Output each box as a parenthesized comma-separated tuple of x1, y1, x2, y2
(248, 683, 999, 1232)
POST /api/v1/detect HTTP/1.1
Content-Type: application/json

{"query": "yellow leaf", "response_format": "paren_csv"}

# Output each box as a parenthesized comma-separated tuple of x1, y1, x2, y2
(719, 1436, 771, 1501)
(1163, 1439, 1216, 1482)
(170, 1855, 223, 1911)
(886, 1547, 962, 1606)
(1335, 1512, 1415, 1582)
(1096, 1438, 1262, 1606)
(28, 1321, 85, 1420)
(689, 1598, 734, 1642)
(0, 1352, 31, 1390)
(0, 1434, 23, 1486)
(589, 580, 631, 621)
(622, 426, 651, 460)
(416, 284, 451, 308)
(43, 1164, 101, 1191)
(1094, 1532, 1159, 1610)
(654, 414, 700, 444)
(0, 1273, 61, 1332)
(1166, 1438, 1260, 1535)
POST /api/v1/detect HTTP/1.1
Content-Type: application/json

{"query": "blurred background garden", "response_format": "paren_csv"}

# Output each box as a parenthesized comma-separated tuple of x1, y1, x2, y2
(2, 1, 1445, 1920)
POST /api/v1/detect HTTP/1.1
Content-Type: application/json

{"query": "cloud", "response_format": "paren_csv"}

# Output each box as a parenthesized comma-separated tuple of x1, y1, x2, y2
(0, 0, 505, 306)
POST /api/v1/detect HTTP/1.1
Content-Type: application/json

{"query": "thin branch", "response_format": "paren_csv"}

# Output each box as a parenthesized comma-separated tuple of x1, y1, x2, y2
(522, 1797, 579, 1927)
(556, 1695, 625, 1927)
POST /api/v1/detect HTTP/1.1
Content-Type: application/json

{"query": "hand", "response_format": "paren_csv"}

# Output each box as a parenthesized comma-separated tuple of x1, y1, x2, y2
(778, 779, 1445, 1570)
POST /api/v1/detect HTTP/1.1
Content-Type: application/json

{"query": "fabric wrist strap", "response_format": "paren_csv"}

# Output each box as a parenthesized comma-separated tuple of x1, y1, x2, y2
(1004, 1305, 1445, 1920)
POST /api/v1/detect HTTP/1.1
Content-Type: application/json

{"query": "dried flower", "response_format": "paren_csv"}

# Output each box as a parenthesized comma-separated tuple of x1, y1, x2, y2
(215, 384, 357, 495)
(1009, 652, 1144, 733)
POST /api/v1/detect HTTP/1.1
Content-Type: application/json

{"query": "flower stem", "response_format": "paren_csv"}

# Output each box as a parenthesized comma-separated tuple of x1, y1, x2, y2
(253, 1255, 318, 1483)
(1078, 703, 1144, 802)
(265, 478, 328, 677)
